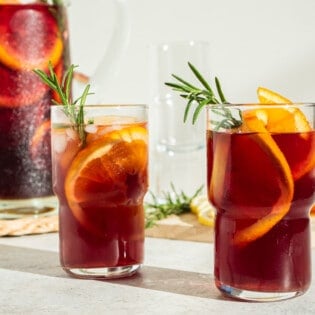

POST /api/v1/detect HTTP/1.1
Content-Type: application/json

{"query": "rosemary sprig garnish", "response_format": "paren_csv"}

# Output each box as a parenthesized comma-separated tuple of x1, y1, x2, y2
(165, 62, 242, 129)
(34, 62, 92, 147)
(145, 184, 203, 229)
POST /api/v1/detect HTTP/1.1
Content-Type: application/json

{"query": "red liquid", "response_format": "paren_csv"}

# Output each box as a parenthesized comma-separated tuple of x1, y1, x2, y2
(207, 130, 315, 293)
(52, 123, 148, 270)
(59, 203, 145, 269)
(0, 4, 69, 198)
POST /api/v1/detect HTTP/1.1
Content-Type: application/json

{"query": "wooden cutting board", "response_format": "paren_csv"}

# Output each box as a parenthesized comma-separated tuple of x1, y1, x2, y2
(0, 213, 212, 240)
(145, 212, 214, 243)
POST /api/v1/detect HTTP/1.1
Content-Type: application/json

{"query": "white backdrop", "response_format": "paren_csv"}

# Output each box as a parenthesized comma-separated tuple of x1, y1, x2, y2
(67, 0, 315, 104)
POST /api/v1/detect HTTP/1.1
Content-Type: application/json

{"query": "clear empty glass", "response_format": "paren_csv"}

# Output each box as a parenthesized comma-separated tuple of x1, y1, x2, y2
(149, 41, 210, 198)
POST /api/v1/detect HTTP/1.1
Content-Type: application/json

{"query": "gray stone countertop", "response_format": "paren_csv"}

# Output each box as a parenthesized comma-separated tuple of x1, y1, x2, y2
(0, 233, 314, 315)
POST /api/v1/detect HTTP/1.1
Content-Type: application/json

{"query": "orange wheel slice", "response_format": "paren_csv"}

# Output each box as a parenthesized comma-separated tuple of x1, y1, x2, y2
(65, 125, 148, 232)
(232, 112, 294, 246)
(257, 87, 292, 104)
(226, 87, 314, 246)
(0, 5, 63, 70)
(257, 86, 315, 180)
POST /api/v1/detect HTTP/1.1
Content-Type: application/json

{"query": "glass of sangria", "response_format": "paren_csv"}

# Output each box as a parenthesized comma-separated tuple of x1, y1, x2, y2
(51, 104, 148, 279)
(207, 92, 315, 301)
(0, 1, 70, 218)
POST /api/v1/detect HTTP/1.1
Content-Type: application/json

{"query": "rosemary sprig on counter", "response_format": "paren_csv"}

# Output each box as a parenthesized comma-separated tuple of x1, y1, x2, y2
(34, 63, 92, 147)
(145, 184, 203, 229)
(165, 62, 242, 129)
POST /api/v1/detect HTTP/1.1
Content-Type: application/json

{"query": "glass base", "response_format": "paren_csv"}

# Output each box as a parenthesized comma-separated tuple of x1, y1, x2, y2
(0, 196, 58, 220)
(63, 264, 141, 280)
(218, 283, 304, 302)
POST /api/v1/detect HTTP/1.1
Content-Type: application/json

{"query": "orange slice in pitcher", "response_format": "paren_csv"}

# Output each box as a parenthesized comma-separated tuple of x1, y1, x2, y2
(257, 87, 315, 180)
(65, 125, 148, 231)
(0, 1, 20, 3)
(0, 5, 63, 70)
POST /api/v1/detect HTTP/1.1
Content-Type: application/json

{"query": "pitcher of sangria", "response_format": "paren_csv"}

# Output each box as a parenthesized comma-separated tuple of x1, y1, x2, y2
(0, 0, 128, 219)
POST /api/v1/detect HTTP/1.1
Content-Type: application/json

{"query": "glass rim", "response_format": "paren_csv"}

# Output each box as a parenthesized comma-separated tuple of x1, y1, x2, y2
(51, 104, 148, 110)
(206, 102, 315, 109)
(0, 2, 69, 6)
(149, 40, 211, 49)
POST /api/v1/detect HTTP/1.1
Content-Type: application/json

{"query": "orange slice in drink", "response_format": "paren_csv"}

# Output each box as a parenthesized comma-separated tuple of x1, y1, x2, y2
(85, 116, 139, 144)
(257, 87, 315, 180)
(232, 111, 294, 246)
(257, 87, 311, 132)
(65, 125, 148, 232)
(209, 113, 294, 247)
(256, 87, 292, 104)
(0, 5, 63, 70)
(226, 88, 314, 246)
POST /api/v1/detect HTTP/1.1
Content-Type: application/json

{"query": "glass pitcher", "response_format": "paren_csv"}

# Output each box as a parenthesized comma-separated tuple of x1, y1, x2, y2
(0, 0, 129, 219)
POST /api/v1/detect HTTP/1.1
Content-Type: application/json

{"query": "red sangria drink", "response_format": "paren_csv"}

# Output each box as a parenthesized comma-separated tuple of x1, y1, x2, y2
(164, 63, 314, 301)
(0, 1, 70, 218)
(207, 90, 315, 301)
(51, 105, 148, 279)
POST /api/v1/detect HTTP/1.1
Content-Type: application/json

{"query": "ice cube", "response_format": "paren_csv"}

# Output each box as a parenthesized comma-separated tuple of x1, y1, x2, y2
(85, 124, 97, 134)
(53, 134, 67, 153)
(66, 128, 78, 140)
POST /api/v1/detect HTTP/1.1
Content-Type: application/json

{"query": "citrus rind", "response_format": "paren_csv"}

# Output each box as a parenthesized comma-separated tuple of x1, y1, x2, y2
(64, 126, 148, 230)
(0, 5, 63, 70)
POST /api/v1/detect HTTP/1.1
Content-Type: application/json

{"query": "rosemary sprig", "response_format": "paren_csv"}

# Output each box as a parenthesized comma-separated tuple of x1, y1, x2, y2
(165, 62, 242, 129)
(145, 184, 203, 229)
(34, 62, 93, 147)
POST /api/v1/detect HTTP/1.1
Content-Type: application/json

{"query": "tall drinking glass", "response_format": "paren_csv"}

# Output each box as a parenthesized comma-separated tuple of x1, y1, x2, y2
(149, 41, 210, 198)
(207, 103, 315, 301)
(0, 1, 70, 219)
(51, 104, 148, 279)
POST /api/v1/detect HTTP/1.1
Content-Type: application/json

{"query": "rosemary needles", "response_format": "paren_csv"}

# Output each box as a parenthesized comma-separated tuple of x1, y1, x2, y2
(34, 63, 93, 146)
(165, 62, 242, 129)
